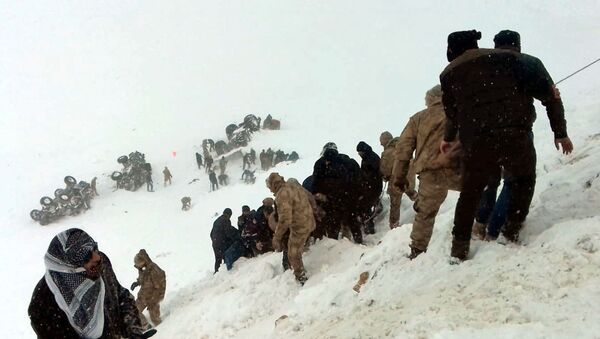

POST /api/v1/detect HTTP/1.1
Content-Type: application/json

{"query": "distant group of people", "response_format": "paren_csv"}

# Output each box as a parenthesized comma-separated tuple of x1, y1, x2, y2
(145, 166, 173, 192)
(259, 148, 300, 171)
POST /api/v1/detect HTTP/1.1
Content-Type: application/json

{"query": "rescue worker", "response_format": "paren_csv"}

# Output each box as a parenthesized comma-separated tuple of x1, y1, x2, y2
(131, 250, 166, 328)
(266, 173, 316, 284)
(91, 176, 99, 196)
(379, 131, 417, 228)
(181, 196, 191, 210)
(209, 170, 219, 191)
(392, 84, 462, 259)
(440, 30, 572, 260)
(219, 157, 227, 175)
(356, 141, 383, 234)
(162, 167, 172, 186)
(312, 143, 363, 243)
(210, 208, 242, 272)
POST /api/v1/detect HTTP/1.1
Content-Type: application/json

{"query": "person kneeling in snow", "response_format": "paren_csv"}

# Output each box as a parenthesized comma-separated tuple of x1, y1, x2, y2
(131, 249, 166, 328)
(266, 173, 316, 285)
(28, 228, 156, 339)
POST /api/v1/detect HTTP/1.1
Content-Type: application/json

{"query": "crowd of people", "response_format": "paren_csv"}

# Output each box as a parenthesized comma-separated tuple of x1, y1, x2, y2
(28, 29, 573, 337)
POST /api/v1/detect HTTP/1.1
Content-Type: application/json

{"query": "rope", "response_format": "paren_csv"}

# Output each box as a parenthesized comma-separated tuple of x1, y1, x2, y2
(555, 57, 600, 85)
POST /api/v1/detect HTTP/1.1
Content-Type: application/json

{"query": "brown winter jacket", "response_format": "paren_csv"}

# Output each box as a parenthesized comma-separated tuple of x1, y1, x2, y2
(393, 90, 460, 182)
(267, 174, 316, 243)
(28, 252, 144, 339)
(440, 48, 567, 144)
(134, 250, 166, 305)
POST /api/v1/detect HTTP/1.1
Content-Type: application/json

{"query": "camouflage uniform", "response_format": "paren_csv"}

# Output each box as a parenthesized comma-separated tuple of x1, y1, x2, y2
(133, 250, 166, 327)
(267, 173, 316, 283)
(219, 157, 227, 175)
(163, 167, 172, 186)
(392, 85, 462, 254)
(380, 134, 417, 228)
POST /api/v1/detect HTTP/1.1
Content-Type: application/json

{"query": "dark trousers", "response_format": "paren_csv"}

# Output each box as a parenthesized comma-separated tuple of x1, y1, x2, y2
(453, 130, 536, 242)
(212, 245, 224, 273)
(324, 200, 363, 244)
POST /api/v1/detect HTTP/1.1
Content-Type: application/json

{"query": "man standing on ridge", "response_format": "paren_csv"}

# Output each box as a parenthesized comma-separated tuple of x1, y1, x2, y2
(391, 85, 462, 259)
(440, 29, 573, 260)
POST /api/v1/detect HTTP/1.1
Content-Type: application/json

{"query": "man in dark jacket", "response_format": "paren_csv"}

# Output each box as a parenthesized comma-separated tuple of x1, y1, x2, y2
(312, 144, 363, 243)
(440, 30, 573, 260)
(243, 198, 275, 255)
(28, 228, 156, 339)
(209, 170, 218, 191)
(356, 141, 383, 234)
(210, 208, 242, 272)
(237, 205, 253, 232)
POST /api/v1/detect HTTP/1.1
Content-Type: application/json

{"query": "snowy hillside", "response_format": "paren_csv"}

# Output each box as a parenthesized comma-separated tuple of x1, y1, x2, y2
(2, 1, 600, 338)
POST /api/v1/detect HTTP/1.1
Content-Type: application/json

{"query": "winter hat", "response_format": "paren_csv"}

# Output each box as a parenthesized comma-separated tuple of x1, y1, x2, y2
(494, 30, 521, 52)
(447, 30, 481, 62)
(425, 84, 443, 107)
(380, 131, 393, 146)
(242, 205, 250, 212)
(323, 148, 339, 161)
(134, 249, 150, 267)
(266, 172, 285, 191)
(356, 141, 372, 153)
(223, 208, 233, 216)
(262, 197, 274, 206)
(320, 142, 338, 156)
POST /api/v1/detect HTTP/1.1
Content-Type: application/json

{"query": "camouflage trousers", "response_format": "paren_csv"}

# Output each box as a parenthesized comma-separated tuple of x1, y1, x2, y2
(410, 169, 461, 251)
(136, 297, 162, 327)
(286, 228, 312, 281)
(388, 163, 416, 228)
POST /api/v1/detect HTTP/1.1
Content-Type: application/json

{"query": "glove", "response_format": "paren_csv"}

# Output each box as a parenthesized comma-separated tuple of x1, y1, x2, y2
(314, 193, 327, 202)
(393, 176, 408, 192)
(130, 329, 157, 339)
(130, 281, 140, 291)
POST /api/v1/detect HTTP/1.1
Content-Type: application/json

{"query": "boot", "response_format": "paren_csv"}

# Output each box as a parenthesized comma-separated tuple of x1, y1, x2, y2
(471, 221, 487, 240)
(484, 233, 498, 242)
(408, 246, 425, 260)
(501, 221, 522, 243)
(450, 238, 470, 261)
(296, 271, 308, 286)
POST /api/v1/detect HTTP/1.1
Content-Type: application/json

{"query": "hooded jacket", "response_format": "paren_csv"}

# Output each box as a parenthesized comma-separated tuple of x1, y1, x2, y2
(394, 85, 460, 180)
(266, 174, 316, 242)
(134, 250, 166, 305)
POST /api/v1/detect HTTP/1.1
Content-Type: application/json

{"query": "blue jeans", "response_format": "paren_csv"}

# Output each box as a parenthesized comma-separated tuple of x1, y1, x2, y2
(476, 179, 510, 238)
(224, 241, 245, 270)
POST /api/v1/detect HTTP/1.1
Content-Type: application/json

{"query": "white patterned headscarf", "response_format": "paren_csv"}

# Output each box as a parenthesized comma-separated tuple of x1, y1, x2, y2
(44, 228, 105, 338)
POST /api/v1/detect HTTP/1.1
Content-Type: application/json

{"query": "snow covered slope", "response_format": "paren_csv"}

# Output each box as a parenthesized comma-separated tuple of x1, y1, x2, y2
(1, 1, 600, 338)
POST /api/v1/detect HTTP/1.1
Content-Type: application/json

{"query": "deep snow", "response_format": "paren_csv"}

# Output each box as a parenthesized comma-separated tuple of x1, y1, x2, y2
(1, 1, 600, 338)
